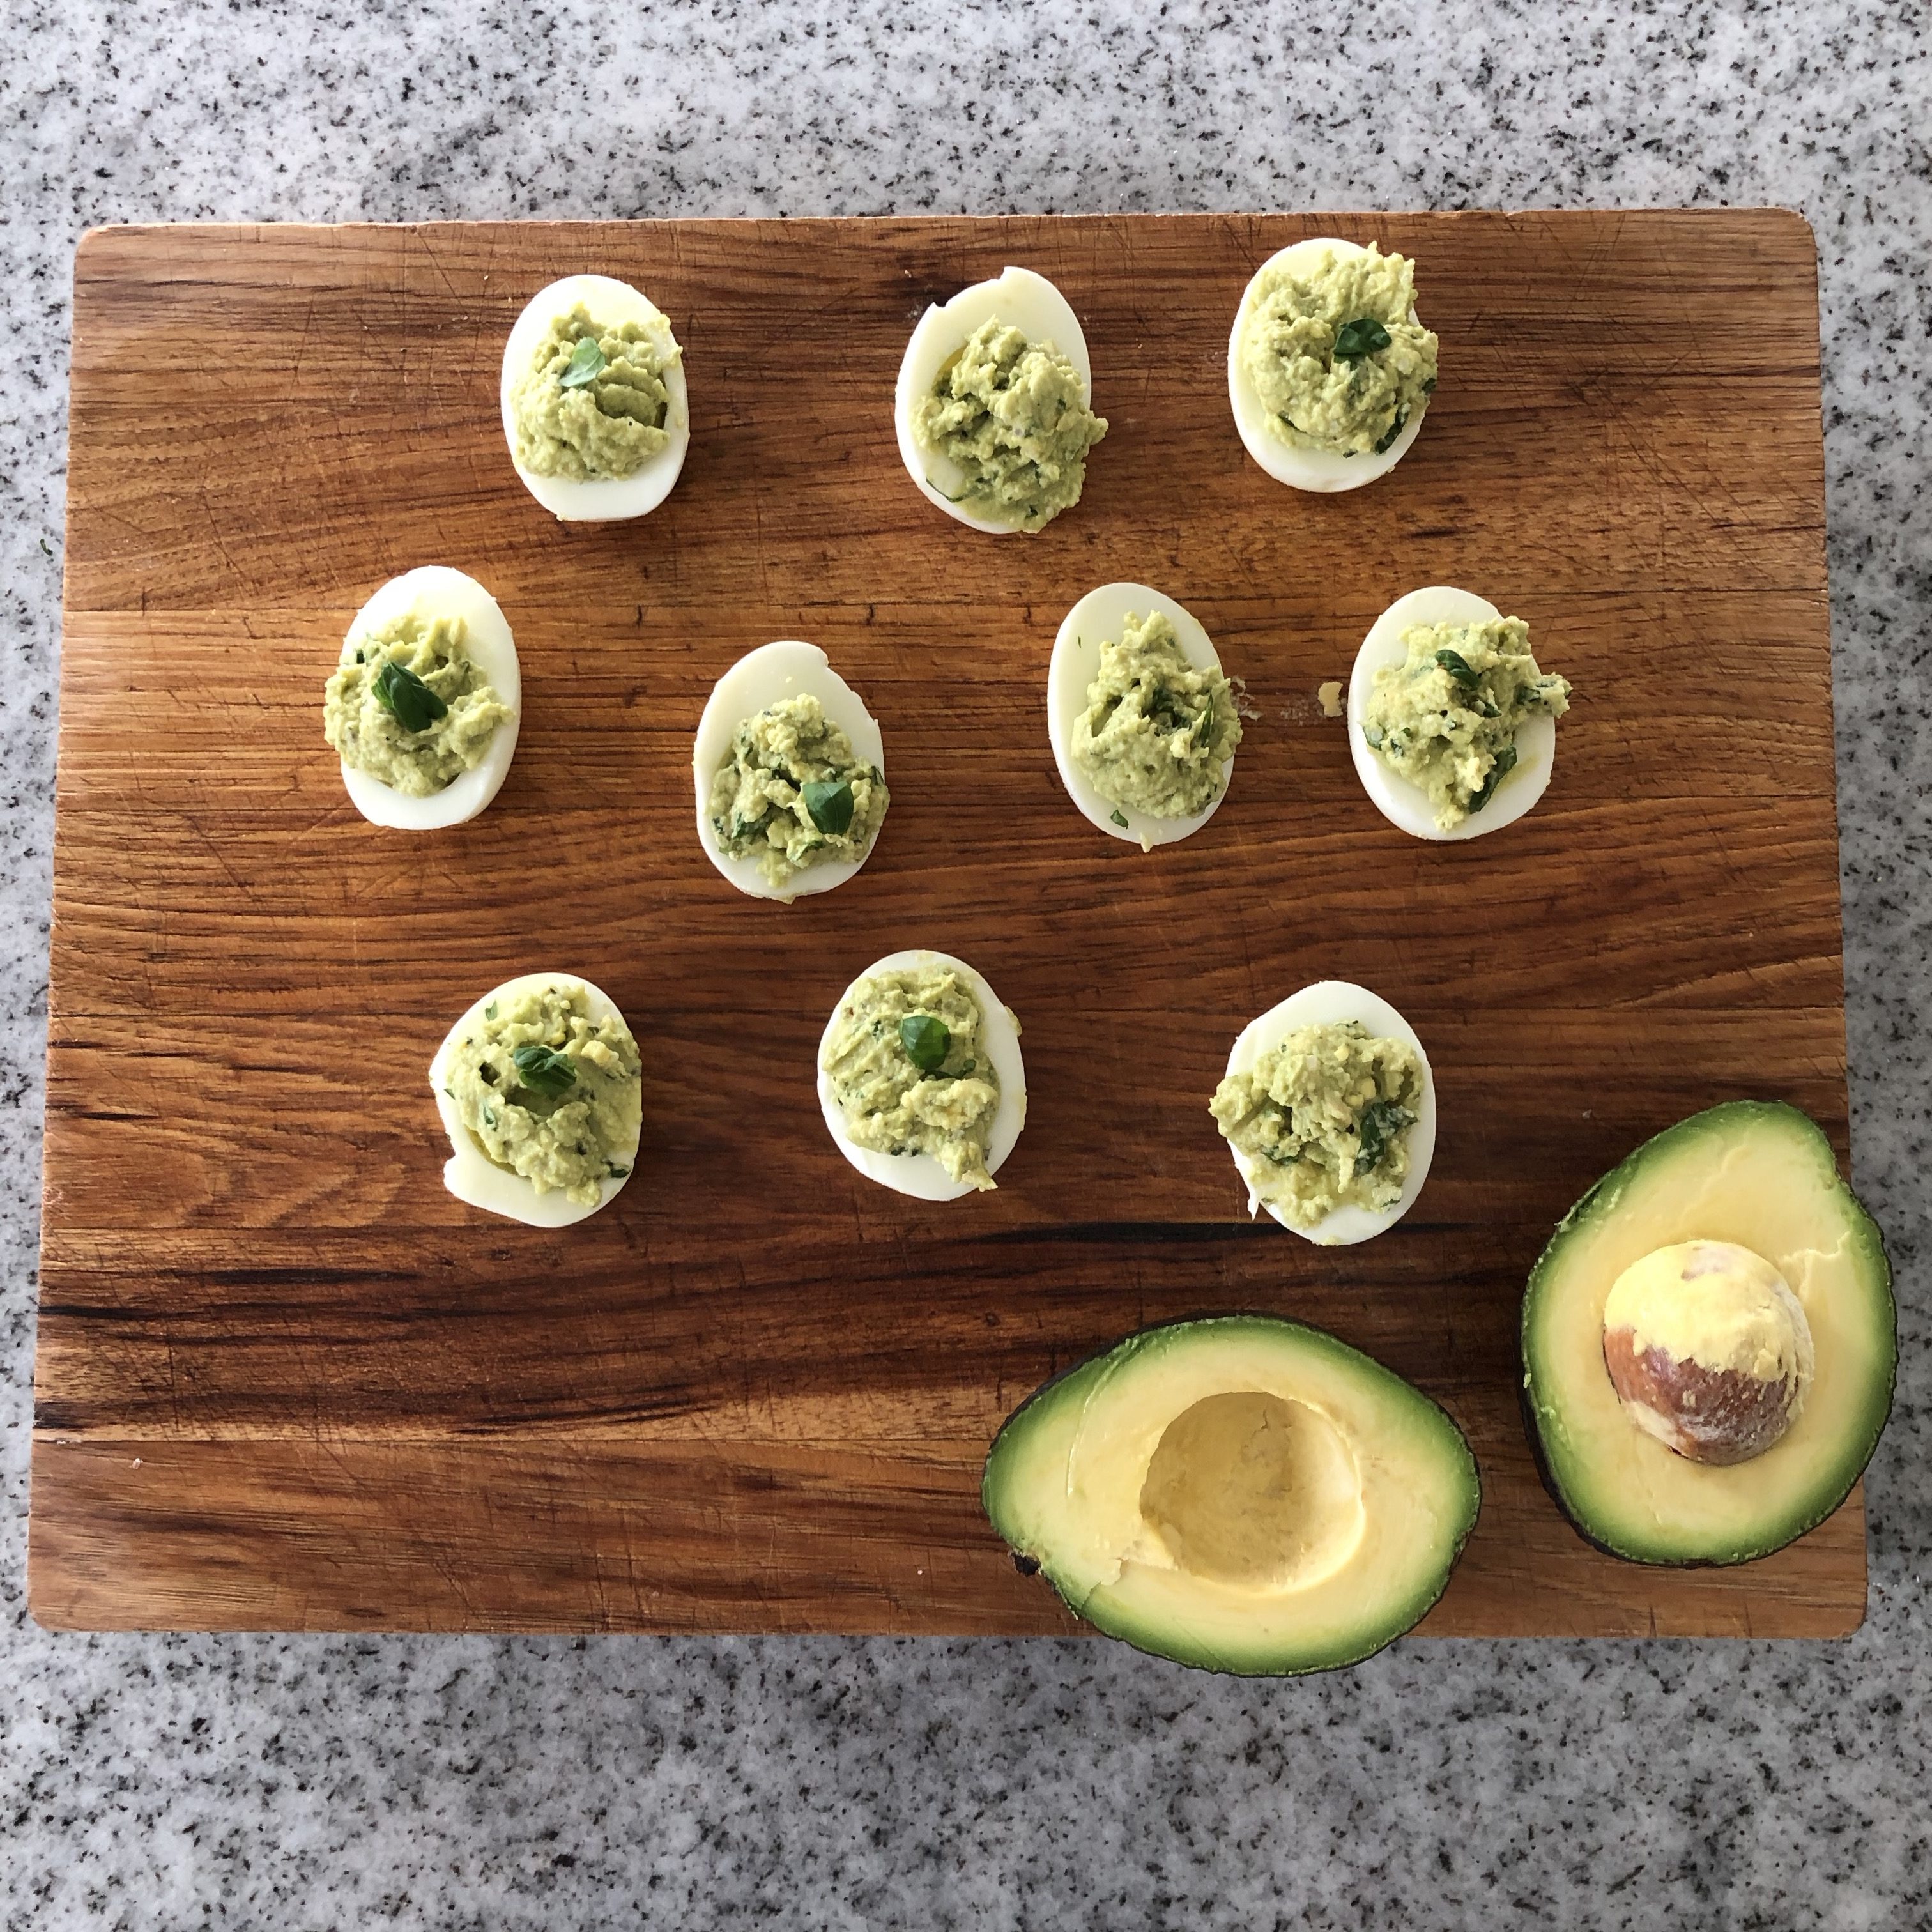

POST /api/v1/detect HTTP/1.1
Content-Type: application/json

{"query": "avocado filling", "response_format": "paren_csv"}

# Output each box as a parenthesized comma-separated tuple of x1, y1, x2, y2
(1138, 1390, 1365, 1591)
(1210, 1020, 1423, 1230)
(912, 318, 1108, 530)
(443, 983, 642, 1206)
(323, 611, 512, 796)
(1238, 241, 1438, 457)
(1362, 616, 1570, 830)
(509, 302, 679, 481)
(709, 694, 889, 887)
(820, 964, 1001, 1190)
(1071, 611, 1244, 827)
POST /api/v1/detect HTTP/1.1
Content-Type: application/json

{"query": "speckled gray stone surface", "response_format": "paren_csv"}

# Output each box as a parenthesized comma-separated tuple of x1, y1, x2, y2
(3, 3, 1928, 1926)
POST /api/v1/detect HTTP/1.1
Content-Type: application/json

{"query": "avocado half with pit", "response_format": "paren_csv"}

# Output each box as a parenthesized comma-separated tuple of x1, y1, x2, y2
(983, 1315, 1480, 1675)
(1521, 1100, 1894, 1565)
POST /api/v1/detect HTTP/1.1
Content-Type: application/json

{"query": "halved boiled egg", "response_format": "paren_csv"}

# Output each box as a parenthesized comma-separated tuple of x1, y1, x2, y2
(1046, 581, 1237, 850)
(692, 640, 887, 903)
(1227, 238, 1427, 494)
(499, 273, 691, 522)
(893, 266, 1094, 534)
(428, 972, 640, 1229)
(1348, 585, 1558, 842)
(1222, 979, 1437, 1246)
(816, 948, 1027, 1202)
(335, 565, 521, 831)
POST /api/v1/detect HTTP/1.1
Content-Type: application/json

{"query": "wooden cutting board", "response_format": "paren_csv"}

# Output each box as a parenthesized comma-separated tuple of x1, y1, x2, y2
(34, 211, 1861, 1639)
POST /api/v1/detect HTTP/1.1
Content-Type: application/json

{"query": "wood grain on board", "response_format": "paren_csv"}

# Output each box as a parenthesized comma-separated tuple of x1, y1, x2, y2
(36, 211, 1860, 1638)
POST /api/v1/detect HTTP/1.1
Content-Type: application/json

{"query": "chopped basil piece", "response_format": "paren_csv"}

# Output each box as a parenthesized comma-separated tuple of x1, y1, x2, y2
(1372, 409, 1408, 455)
(1354, 1097, 1414, 1176)
(484, 1001, 498, 1021)
(604, 1162, 631, 1179)
(372, 656, 449, 733)
(802, 777, 855, 837)
(1469, 741, 1519, 814)
(1434, 648, 1482, 689)
(899, 1013, 951, 1074)
(559, 337, 607, 388)
(1333, 316, 1393, 362)
(1110, 809, 1130, 827)
(510, 1043, 578, 1097)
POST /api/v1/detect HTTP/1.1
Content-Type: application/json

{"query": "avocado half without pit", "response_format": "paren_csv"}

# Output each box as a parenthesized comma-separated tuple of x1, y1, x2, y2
(983, 1315, 1479, 1675)
(1521, 1100, 1895, 1565)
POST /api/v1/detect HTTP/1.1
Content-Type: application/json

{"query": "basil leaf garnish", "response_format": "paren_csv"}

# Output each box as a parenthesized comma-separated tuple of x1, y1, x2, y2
(1469, 741, 1519, 814)
(1373, 408, 1408, 455)
(1333, 317, 1393, 362)
(1110, 809, 1129, 827)
(802, 778, 855, 837)
(510, 1043, 578, 1096)
(1434, 648, 1482, 689)
(372, 657, 449, 733)
(1354, 1098, 1414, 1176)
(559, 337, 607, 388)
(899, 1014, 950, 1073)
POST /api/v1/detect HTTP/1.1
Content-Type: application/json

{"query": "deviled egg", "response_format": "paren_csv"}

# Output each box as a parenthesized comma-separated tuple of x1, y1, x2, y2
(1046, 582, 1243, 851)
(1211, 980, 1436, 1246)
(1227, 238, 1437, 494)
(500, 273, 689, 521)
(323, 565, 521, 831)
(893, 266, 1107, 533)
(817, 948, 1027, 1201)
(429, 972, 642, 1229)
(693, 641, 889, 903)
(1349, 585, 1569, 842)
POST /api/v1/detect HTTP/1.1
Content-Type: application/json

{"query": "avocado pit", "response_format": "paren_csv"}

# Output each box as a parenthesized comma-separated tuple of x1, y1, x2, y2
(1601, 1239, 1814, 1466)
(1137, 1390, 1366, 1591)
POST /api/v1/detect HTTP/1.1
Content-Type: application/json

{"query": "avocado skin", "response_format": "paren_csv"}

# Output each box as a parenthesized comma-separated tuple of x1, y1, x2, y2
(983, 1313, 1480, 1676)
(1519, 1099, 1896, 1568)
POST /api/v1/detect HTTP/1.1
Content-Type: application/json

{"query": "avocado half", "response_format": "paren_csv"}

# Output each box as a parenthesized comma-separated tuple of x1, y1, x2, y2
(1521, 1100, 1895, 1566)
(983, 1315, 1480, 1675)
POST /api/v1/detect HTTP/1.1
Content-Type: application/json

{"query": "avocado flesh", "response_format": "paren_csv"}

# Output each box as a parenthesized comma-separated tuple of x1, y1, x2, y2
(983, 1316, 1480, 1675)
(1522, 1101, 1895, 1566)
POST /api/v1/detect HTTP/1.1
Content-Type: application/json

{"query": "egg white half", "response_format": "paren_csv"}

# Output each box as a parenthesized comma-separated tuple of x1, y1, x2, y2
(1227, 237, 1429, 495)
(893, 266, 1094, 534)
(337, 565, 522, 831)
(692, 640, 888, 903)
(816, 948, 1027, 1202)
(428, 971, 640, 1229)
(1347, 585, 1558, 843)
(1223, 979, 1437, 1247)
(1046, 581, 1237, 851)
(500, 273, 691, 522)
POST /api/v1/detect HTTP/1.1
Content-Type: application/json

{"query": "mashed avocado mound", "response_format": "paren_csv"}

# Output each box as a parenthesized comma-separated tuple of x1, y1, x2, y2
(1363, 617, 1570, 829)
(443, 983, 643, 1206)
(1071, 611, 1243, 826)
(709, 695, 889, 887)
(820, 965, 1002, 1190)
(913, 319, 1108, 530)
(323, 613, 511, 796)
(1239, 242, 1438, 457)
(1211, 1020, 1423, 1230)
(509, 303, 679, 481)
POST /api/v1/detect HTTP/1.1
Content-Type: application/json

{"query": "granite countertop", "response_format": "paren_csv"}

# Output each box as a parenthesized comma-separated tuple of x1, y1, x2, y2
(3, 3, 1926, 1926)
